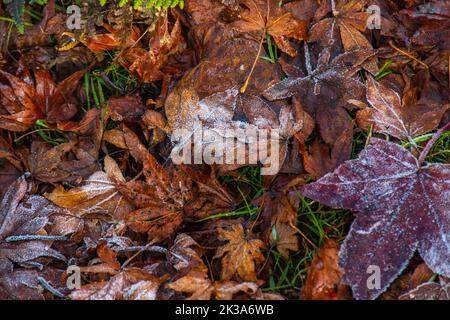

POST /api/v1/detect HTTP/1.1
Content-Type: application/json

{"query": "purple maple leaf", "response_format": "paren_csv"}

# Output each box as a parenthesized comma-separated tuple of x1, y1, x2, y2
(301, 138, 450, 299)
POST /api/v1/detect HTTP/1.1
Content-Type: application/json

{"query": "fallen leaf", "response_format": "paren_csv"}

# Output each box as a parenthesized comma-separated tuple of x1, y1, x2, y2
(264, 49, 371, 145)
(69, 268, 161, 300)
(301, 138, 450, 299)
(302, 239, 351, 300)
(231, 0, 308, 56)
(0, 68, 86, 132)
(166, 233, 260, 300)
(214, 223, 265, 282)
(399, 282, 450, 300)
(119, 18, 186, 82)
(0, 175, 66, 274)
(309, 0, 378, 73)
(357, 76, 450, 141)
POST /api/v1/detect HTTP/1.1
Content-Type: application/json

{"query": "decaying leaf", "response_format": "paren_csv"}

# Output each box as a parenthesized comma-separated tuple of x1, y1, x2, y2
(399, 281, 450, 300)
(0, 176, 66, 273)
(231, 0, 308, 56)
(111, 126, 234, 240)
(357, 76, 450, 142)
(301, 138, 450, 299)
(215, 223, 265, 282)
(302, 239, 351, 300)
(166, 233, 260, 300)
(308, 0, 378, 74)
(0, 68, 86, 132)
(46, 156, 133, 235)
(264, 49, 371, 146)
(119, 18, 186, 82)
(255, 175, 305, 258)
(22, 140, 99, 184)
(69, 268, 162, 300)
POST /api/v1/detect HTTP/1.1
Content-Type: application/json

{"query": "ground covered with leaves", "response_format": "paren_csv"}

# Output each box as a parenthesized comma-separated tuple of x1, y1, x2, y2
(0, 0, 449, 300)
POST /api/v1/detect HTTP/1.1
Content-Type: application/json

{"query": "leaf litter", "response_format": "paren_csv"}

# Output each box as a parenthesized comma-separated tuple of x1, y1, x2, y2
(0, 0, 449, 300)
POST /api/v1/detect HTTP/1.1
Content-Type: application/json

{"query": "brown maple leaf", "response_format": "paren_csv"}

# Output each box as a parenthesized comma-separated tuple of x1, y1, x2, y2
(166, 233, 261, 300)
(301, 138, 450, 299)
(0, 68, 86, 132)
(45, 156, 134, 236)
(264, 49, 372, 147)
(232, 0, 308, 57)
(302, 239, 351, 300)
(110, 126, 234, 241)
(357, 76, 450, 142)
(119, 18, 186, 83)
(214, 223, 265, 282)
(20, 139, 99, 184)
(309, 0, 378, 74)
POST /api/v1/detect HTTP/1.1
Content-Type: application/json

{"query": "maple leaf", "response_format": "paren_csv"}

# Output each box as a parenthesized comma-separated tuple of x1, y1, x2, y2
(231, 0, 308, 57)
(166, 233, 260, 300)
(119, 18, 186, 83)
(302, 239, 351, 300)
(357, 76, 450, 142)
(300, 138, 450, 299)
(0, 68, 86, 132)
(45, 156, 134, 236)
(0, 175, 66, 274)
(214, 223, 265, 282)
(264, 49, 372, 145)
(20, 140, 99, 184)
(111, 126, 234, 240)
(309, 0, 378, 74)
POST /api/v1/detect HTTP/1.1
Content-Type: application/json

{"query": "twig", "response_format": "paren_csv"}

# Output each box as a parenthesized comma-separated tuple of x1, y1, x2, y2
(418, 121, 450, 165)
(5, 235, 67, 242)
(37, 277, 66, 299)
(240, 33, 265, 94)
(389, 41, 428, 69)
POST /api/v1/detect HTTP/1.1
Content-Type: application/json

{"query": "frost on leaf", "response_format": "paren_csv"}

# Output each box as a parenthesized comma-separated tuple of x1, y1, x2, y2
(399, 282, 450, 300)
(0, 175, 66, 273)
(357, 76, 450, 142)
(300, 138, 450, 299)
(263, 49, 371, 146)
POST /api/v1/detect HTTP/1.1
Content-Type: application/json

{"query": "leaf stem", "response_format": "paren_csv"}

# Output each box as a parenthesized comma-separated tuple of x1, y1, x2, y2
(418, 121, 450, 165)
(240, 33, 265, 94)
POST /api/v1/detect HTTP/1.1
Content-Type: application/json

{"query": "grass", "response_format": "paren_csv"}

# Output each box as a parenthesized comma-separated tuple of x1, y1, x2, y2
(261, 35, 278, 64)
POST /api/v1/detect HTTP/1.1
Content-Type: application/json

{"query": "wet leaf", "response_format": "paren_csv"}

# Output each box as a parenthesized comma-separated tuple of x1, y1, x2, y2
(0, 69, 86, 132)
